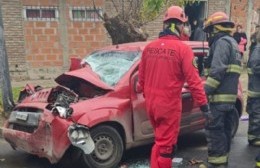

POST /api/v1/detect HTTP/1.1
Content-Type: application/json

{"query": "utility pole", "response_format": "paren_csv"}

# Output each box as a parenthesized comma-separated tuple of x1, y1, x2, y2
(0, 2, 14, 113)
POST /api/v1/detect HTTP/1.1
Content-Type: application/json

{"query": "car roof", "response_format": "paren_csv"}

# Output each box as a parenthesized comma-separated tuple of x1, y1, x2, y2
(97, 41, 209, 52)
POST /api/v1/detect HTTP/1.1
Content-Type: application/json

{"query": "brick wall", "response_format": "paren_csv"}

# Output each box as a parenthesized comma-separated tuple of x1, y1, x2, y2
(230, 0, 260, 36)
(208, 0, 229, 15)
(20, 0, 106, 80)
(144, 0, 230, 40)
(252, 0, 260, 31)
(22, 0, 62, 79)
(67, 0, 106, 59)
(24, 21, 63, 79)
(1, 0, 27, 80)
(2, 0, 258, 81)
(253, 0, 260, 11)
(230, 0, 248, 30)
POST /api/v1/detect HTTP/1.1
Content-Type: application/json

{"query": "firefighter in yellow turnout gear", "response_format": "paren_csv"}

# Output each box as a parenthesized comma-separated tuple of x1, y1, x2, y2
(200, 12, 242, 168)
(246, 28, 260, 168)
(247, 29, 260, 147)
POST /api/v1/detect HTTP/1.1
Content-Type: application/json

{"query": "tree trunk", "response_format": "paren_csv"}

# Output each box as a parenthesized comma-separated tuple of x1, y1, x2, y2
(103, 14, 148, 45)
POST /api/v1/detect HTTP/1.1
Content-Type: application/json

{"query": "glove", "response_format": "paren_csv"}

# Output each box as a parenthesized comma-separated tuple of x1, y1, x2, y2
(200, 104, 214, 124)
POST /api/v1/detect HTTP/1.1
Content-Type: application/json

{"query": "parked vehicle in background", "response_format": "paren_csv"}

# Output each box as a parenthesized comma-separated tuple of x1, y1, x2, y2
(2, 41, 244, 168)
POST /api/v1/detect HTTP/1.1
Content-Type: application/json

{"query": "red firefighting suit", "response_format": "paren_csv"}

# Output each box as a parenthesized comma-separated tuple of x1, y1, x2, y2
(138, 34, 208, 168)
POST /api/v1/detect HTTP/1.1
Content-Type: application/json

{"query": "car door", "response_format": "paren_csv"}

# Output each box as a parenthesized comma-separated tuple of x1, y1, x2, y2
(130, 71, 194, 141)
(184, 54, 208, 132)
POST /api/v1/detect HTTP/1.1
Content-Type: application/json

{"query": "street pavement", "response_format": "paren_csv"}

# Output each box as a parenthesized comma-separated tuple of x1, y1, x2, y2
(122, 117, 259, 168)
(0, 118, 259, 168)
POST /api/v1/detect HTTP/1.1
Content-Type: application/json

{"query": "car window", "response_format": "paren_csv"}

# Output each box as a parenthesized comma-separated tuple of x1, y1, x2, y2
(82, 50, 141, 86)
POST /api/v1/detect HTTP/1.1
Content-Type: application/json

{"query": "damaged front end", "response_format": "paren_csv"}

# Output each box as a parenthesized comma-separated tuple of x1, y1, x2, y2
(2, 83, 99, 163)
(49, 100, 95, 155)
(67, 124, 95, 154)
(2, 66, 114, 163)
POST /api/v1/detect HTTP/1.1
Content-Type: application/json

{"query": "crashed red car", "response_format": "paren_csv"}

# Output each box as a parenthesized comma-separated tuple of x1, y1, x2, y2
(2, 41, 243, 168)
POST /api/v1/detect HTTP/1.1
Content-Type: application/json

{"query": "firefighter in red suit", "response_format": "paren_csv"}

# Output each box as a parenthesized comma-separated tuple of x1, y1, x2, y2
(138, 6, 212, 168)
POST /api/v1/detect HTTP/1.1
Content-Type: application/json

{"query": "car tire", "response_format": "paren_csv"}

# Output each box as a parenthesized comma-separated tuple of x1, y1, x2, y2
(231, 108, 240, 138)
(81, 125, 124, 168)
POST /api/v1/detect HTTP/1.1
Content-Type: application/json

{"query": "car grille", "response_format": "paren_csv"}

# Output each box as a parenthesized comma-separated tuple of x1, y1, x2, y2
(9, 124, 37, 133)
(8, 110, 42, 134)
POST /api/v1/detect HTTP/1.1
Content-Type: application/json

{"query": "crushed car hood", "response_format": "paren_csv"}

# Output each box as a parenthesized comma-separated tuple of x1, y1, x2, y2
(55, 67, 114, 91)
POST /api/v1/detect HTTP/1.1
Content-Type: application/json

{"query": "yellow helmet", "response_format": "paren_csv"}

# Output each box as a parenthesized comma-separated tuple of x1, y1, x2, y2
(204, 12, 234, 32)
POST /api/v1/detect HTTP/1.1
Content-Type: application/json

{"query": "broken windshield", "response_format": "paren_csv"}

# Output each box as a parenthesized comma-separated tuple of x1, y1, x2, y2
(81, 50, 140, 86)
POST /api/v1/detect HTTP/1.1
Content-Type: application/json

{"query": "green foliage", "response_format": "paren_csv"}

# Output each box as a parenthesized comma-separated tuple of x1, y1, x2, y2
(177, 0, 198, 6)
(141, 0, 200, 22)
(141, 0, 165, 22)
(0, 87, 22, 112)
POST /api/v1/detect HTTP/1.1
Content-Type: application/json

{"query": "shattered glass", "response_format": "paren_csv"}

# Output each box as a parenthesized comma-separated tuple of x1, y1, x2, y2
(82, 50, 140, 86)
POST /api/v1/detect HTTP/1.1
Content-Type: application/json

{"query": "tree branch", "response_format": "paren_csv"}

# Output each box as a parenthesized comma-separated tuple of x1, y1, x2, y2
(110, 0, 119, 13)
(91, 0, 104, 21)
(128, 0, 134, 15)
(122, 0, 125, 19)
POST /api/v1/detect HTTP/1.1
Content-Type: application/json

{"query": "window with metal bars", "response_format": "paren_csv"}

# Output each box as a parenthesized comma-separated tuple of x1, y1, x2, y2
(23, 6, 58, 21)
(70, 7, 102, 21)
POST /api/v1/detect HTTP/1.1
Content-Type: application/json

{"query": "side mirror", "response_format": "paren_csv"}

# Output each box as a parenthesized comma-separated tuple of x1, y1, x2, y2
(69, 57, 82, 71)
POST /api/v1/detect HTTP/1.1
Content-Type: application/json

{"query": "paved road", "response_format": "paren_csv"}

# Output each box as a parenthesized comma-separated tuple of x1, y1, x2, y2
(0, 119, 258, 168)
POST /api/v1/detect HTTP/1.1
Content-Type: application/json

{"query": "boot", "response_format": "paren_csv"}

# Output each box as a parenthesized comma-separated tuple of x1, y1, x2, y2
(199, 162, 228, 168)
(249, 139, 260, 147)
(255, 152, 260, 168)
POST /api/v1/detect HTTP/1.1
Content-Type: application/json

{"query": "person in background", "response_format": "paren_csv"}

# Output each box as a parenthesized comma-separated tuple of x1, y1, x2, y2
(190, 19, 207, 76)
(233, 24, 247, 57)
(247, 29, 260, 168)
(201, 11, 242, 168)
(190, 19, 207, 41)
(138, 5, 212, 168)
(180, 21, 191, 41)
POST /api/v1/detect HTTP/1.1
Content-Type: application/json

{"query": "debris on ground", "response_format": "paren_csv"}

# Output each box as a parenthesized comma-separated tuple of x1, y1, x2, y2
(172, 157, 183, 163)
(119, 163, 128, 168)
(188, 158, 204, 165)
(0, 158, 5, 162)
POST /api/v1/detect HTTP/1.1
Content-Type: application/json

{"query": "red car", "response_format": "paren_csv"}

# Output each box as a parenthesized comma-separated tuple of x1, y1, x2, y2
(2, 41, 243, 168)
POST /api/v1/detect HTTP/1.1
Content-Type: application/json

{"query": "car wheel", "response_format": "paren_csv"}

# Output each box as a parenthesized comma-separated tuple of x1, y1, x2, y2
(82, 125, 124, 168)
(231, 108, 240, 138)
